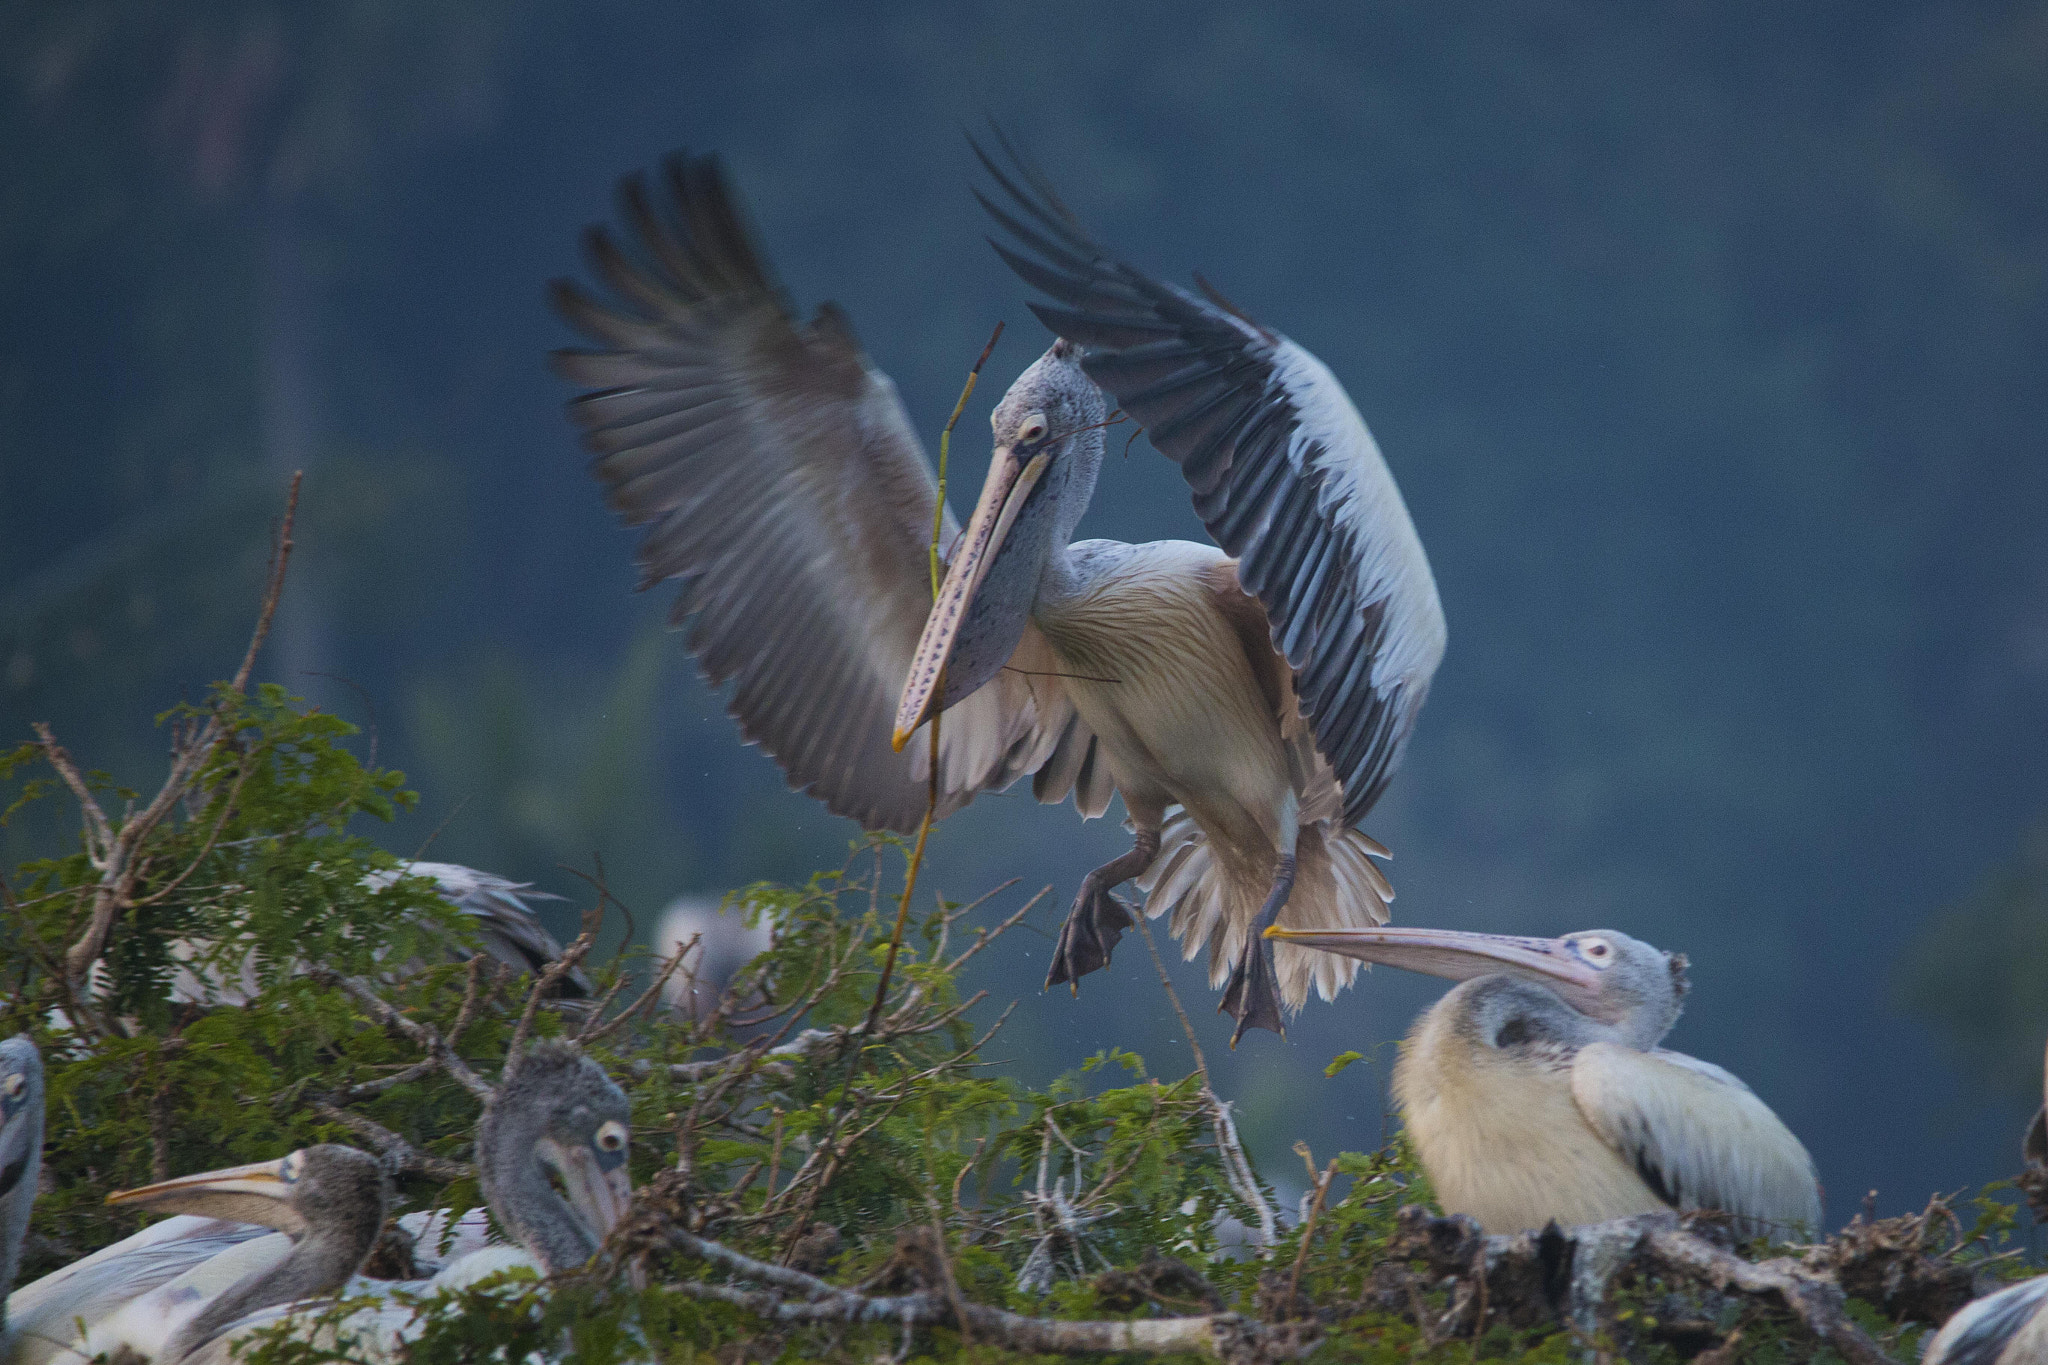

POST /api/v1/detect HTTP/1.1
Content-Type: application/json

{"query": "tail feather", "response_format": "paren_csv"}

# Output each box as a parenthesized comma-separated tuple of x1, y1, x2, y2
(1136, 810, 1393, 1013)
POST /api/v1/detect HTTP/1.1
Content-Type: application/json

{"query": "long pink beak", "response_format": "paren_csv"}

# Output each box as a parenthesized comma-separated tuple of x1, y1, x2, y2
(892, 444, 1051, 751)
(1263, 924, 1603, 1006)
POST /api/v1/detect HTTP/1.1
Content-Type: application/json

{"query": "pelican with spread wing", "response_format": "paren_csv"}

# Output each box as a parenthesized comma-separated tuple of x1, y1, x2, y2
(551, 145, 1444, 1040)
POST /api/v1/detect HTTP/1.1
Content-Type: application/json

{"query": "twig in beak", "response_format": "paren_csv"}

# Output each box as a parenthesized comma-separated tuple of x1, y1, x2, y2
(866, 321, 1004, 1036)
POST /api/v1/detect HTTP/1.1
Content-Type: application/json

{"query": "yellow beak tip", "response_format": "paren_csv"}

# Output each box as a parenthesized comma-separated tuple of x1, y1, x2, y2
(1261, 925, 1285, 940)
(889, 729, 911, 754)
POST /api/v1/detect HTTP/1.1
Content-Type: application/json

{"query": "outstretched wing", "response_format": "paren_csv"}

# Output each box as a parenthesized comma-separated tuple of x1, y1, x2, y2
(1570, 1043, 1823, 1240)
(552, 153, 1086, 833)
(976, 136, 1445, 826)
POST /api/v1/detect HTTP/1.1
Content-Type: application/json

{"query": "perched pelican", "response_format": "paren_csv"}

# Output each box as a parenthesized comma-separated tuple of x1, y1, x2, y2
(1922, 1042, 2048, 1365)
(365, 862, 592, 1002)
(159, 861, 590, 1009)
(178, 1043, 633, 1363)
(0, 1038, 43, 1334)
(473, 1040, 634, 1273)
(552, 147, 1443, 1040)
(1268, 924, 1822, 1238)
(2, 1035, 285, 1365)
(5, 1146, 386, 1365)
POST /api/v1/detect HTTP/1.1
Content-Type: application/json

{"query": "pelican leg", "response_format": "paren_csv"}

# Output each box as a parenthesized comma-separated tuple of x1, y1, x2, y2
(1221, 853, 1296, 1048)
(1045, 827, 1161, 993)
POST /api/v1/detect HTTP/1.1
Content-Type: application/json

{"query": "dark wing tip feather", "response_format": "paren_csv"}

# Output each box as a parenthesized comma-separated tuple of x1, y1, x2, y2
(968, 126, 1109, 266)
(981, 137, 1440, 829)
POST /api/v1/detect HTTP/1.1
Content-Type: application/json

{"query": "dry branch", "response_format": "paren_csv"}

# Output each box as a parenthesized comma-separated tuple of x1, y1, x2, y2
(311, 967, 495, 1101)
(660, 1224, 1315, 1360)
(41, 472, 304, 1023)
(1372, 1205, 1903, 1365)
(306, 1099, 473, 1183)
(1135, 912, 1275, 1252)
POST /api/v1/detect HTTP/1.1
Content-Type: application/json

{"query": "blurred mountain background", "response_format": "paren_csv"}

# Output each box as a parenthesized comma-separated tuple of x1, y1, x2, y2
(2, 0, 2044, 1227)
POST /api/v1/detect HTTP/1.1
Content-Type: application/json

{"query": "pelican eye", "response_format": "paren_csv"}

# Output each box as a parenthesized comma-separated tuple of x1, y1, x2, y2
(1015, 412, 1049, 446)
(1, 1074, 24, 1101)
(594, 1120, 628, 1154)
(1578, 938, 1614, 968)
(279, 1152, 304, 1183)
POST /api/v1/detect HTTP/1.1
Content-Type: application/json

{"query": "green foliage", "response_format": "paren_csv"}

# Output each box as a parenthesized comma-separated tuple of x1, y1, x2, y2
(4, 683, 2035, 1364)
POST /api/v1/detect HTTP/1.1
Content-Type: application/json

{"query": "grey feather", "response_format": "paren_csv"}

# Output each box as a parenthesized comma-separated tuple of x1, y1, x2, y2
(977, 137, 1447, 828)
(553, 153, 1081, 833)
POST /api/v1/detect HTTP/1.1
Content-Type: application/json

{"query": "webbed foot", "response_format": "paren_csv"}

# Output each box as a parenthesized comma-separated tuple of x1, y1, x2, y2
(1045, 883, 1134, 991)
(1044, 828, 1161, 995)
(1219, 851, 1297, 1048)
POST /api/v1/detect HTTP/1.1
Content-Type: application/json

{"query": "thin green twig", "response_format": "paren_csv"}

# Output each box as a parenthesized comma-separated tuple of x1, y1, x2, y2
(864, 322, 1004, 1033)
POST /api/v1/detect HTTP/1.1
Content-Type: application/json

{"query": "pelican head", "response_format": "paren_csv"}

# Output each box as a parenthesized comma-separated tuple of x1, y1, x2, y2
(1264, 924, 1688, 1051)
(480, 1042, 634, 1271)
(106, 1144, 387, 1241)
(893, 340, 1107, 748)
(0, 1035, 44, 1325)
(106, 1145, 389, 1363)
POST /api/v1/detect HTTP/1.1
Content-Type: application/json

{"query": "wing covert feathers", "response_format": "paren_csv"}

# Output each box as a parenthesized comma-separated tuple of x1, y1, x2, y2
(1570, 1043, 1822, 1240)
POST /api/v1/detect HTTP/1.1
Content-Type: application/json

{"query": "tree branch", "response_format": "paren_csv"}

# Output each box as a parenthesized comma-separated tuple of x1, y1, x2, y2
(307, 1099, 473, 1183)
(49, 472, 303, 1014)
(311, 967, 495, 1101)
(661, 1225, 1314, 1359)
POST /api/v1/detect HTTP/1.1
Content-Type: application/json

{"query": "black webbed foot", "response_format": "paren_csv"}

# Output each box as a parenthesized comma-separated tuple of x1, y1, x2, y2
(1045, 883, 1134, 992)
(1044, 829, 1161, 995)
(1220, 942, 1286, 1047)
(1220, 851, 1297, 1048)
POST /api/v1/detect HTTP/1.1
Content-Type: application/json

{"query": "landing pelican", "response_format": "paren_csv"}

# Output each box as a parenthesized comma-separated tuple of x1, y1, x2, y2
(1269, 924, 1822, 1237)
(551, 145, 1444, 1040)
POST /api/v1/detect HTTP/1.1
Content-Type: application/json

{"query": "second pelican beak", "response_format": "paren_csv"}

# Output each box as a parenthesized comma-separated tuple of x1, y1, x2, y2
(107, 1151, 309, 1235)
(892, 444, 1052, 751)
(539, 1137, 634, 1247)
(1263, 925, 1604, 1002)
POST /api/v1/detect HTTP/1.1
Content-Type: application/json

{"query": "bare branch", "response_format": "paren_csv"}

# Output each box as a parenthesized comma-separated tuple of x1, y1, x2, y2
(312, 968, 494, 1101)
(576, 947, 688, 1047)
(1134, 911, 1209, 1086)
(1643, 1227, 1900, 1365)
(1284, 1152, 1338, 1313)
(32, 726, 112, 868)
(307, 1099, 473, 1183)
(506, 914, 598, 1070)
(658, 1225, 1312, 1358)
(943, 884, 1049, 976)
(1135, 913, 1273, 1252)
(229, 471, 302, 697)
(50, 474, 304, 1009)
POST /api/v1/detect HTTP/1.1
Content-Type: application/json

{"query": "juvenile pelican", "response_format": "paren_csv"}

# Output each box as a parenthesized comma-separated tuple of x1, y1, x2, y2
(552, 145, 1444, 1040)
(1269, 924, 1822, 1238)
(142, 1043, 633, 1365)
(3, 1146, 387, 1365)
(1, 1035, 288, 1365)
